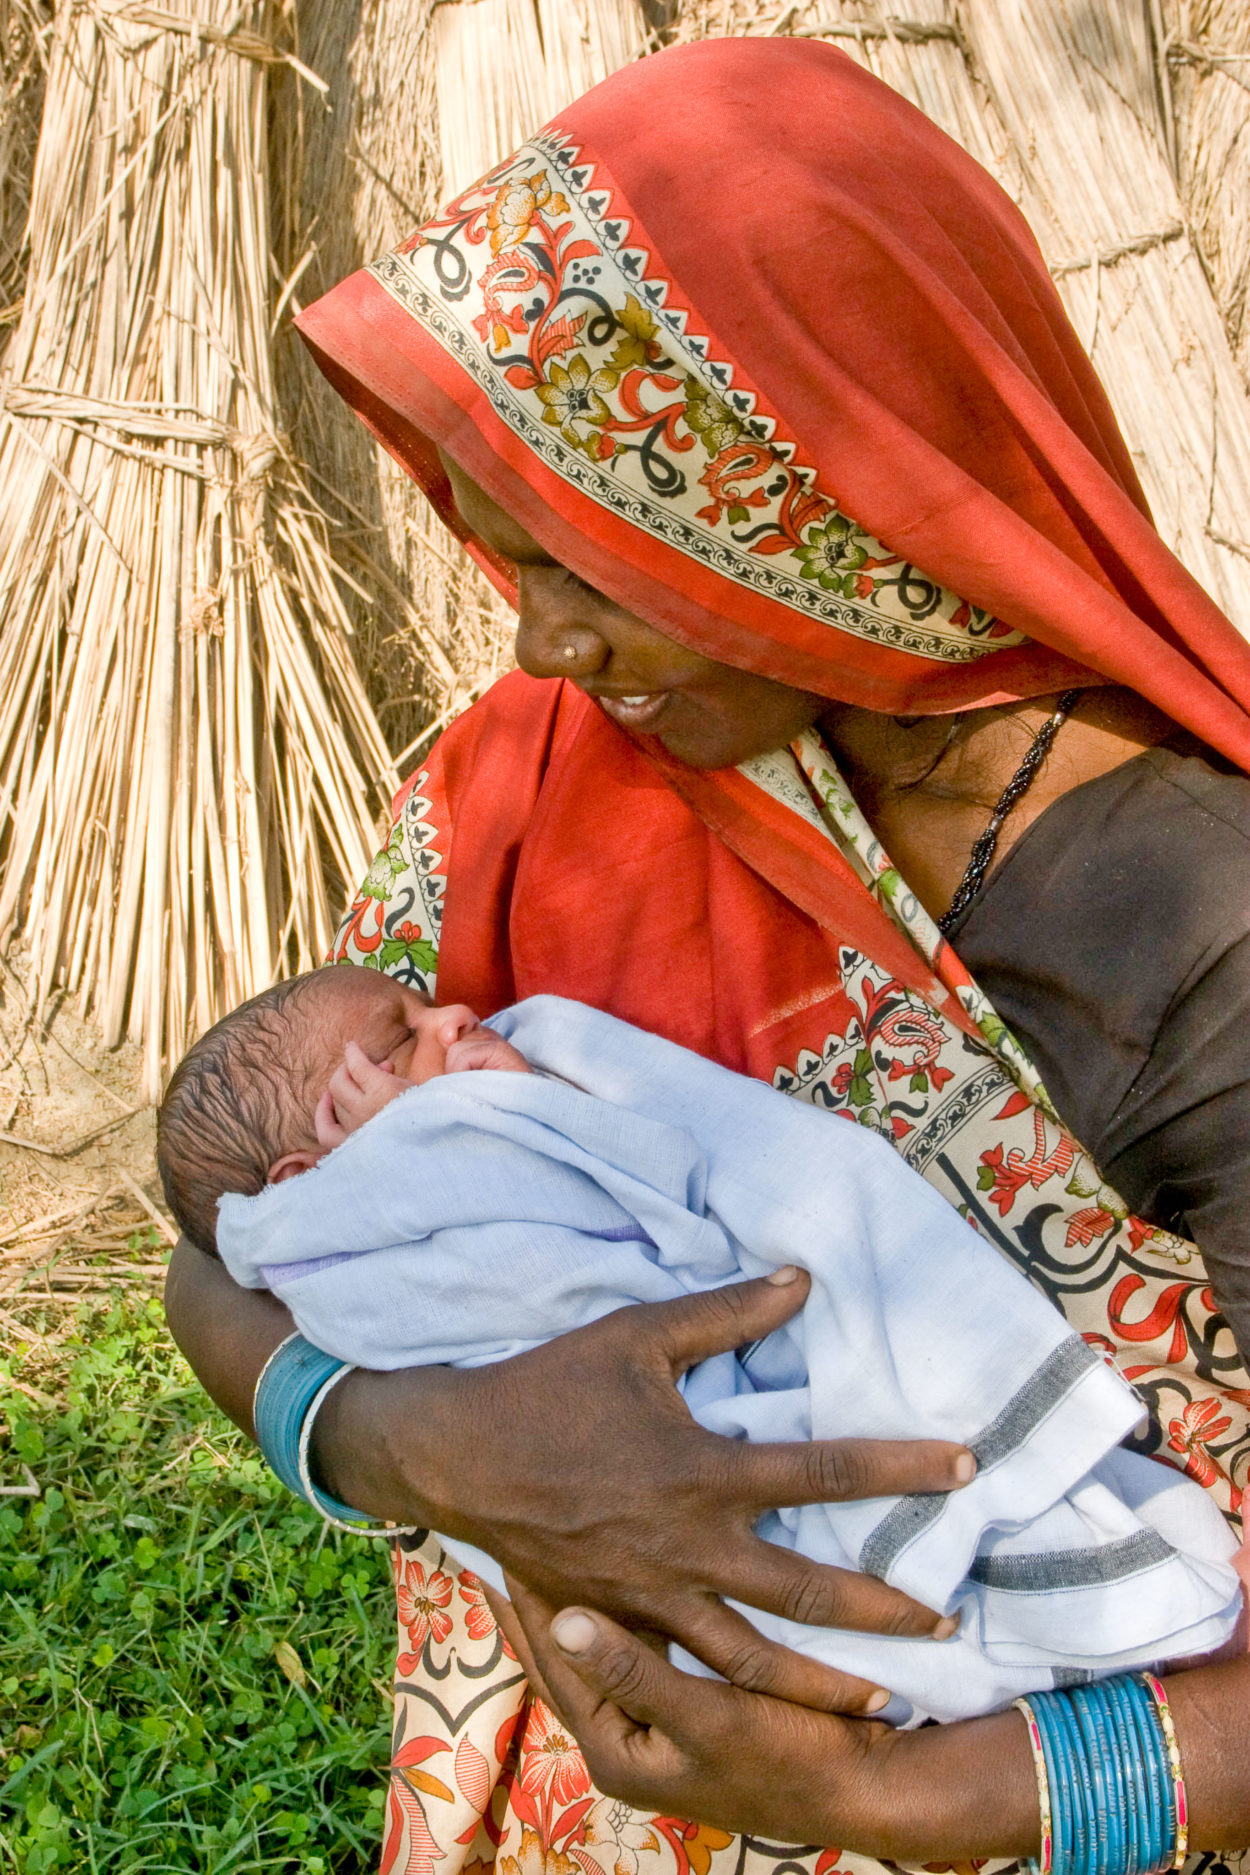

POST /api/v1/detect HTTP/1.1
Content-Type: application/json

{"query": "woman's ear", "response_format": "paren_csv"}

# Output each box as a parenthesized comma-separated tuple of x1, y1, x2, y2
(267, 1147, 326, 1185)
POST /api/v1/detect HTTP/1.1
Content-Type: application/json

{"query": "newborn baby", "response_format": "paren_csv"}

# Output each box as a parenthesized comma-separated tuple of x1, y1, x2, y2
(158, 966, 1242, 1727)
(157, 968, 531, 1255)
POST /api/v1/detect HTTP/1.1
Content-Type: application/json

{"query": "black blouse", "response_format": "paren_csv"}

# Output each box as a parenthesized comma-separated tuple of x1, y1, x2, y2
(945, 738, 1250, 1369)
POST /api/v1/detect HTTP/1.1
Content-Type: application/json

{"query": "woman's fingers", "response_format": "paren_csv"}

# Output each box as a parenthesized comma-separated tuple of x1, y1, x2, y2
(649, 1269, 813, 1379)
(724, 1432, 976, 1512)
(520, 1592, 702, 1757)
(670, 1596, 892, 1713)
(714, 1532, 956, 1640)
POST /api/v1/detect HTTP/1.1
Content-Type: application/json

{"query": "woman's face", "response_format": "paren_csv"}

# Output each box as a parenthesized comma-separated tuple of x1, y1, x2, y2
(438, 451, 831, 769)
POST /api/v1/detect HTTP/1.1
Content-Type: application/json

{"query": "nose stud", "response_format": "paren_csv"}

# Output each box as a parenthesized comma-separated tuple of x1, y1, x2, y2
(561, 642, 578, 662)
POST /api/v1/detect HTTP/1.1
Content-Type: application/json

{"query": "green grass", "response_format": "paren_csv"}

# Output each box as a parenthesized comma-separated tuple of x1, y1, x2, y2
(1, 1277, 395, 1873)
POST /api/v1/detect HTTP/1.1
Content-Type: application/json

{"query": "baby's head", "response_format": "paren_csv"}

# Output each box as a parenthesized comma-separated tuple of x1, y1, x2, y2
(157, 967, 491, 1256)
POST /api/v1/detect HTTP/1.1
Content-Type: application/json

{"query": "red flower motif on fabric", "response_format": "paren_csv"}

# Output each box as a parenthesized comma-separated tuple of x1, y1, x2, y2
(396, 1556, 454, 1666)
(1167, 1398, 1234, 1488)
(517, 1701, 591, 1806)
(1064, 1206, 1116, 1248)
(458, 1570, 498, 1644)
(498, 1825, 579, 1875)
(976, 1109, 1076, 1216)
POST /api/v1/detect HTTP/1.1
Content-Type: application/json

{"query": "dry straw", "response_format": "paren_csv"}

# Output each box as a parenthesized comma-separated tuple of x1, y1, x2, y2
(0, 1, 49, 345)
(0, 0, 397, 1100)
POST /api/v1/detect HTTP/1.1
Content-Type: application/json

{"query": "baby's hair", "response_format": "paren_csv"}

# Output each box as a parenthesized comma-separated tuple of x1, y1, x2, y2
(157, 972, 327, 1257)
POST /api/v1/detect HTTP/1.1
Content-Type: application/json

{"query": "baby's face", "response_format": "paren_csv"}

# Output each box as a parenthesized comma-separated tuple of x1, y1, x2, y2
(308, 970, 484, 1086)
(266, 970, 532, 1187)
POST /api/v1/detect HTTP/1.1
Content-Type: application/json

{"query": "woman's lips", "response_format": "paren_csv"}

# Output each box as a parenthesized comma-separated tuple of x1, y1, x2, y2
(595, 692, 670, 730)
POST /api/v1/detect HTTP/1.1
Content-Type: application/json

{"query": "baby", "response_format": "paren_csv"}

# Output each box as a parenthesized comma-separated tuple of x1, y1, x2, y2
(157, 968, 532, 1257)
(158, 966, 1242, 1727)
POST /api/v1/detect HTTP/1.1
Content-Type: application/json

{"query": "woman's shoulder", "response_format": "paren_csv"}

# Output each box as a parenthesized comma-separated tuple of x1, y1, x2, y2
(953, 738, 1250, 1360)
(961, 735, 1250, 975)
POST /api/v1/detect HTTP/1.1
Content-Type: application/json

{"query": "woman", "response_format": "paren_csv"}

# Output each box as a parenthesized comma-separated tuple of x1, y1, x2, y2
(166, 36, 1250, 1875)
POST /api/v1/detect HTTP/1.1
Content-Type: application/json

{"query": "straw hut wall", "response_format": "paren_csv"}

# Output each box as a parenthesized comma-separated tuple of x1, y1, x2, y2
(0, 0, 397, 1099)
(3, 0, 1249, 1094)
(0, 1, 48, 346)
(1163, 1, 1250, 398)
(268, 0, 648, 771)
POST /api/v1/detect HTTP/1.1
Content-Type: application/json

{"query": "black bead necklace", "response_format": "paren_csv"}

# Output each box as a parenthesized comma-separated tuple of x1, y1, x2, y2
(936, 689, 1082, 935)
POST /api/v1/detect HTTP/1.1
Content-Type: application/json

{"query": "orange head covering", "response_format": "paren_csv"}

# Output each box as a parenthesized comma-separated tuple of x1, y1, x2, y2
(298, 35, 1250, 760)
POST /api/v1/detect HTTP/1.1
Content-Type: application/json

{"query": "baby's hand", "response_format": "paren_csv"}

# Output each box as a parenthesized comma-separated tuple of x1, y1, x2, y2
(315, 1040, 415, 1147)
(444, 1028, 532, 1075)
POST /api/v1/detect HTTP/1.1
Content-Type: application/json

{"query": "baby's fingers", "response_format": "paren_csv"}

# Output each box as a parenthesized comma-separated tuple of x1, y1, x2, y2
(343, 1039, 394, 1092)
(314, 1088, 348, 1148)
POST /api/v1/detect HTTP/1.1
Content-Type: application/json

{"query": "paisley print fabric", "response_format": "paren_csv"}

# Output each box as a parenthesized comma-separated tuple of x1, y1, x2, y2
(299, 36, 1250, 1875)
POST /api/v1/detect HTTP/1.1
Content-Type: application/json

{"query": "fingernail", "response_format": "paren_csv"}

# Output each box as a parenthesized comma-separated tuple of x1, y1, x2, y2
(553, 1612, 598, 1655)
(931, 1613, 960, 1641)
(767, 1265, 800, 1285)
(865, 1689, 890, 1713)
(953, 1452, 977, 1485)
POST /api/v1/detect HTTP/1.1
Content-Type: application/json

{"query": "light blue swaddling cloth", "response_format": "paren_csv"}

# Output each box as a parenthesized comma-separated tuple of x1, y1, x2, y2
(217, 995, 1241, 1726)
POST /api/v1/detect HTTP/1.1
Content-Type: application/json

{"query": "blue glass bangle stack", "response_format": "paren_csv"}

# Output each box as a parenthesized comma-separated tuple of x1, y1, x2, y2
(1014, 1675, 1188, 1875)
(253, 1332, 416, 1536)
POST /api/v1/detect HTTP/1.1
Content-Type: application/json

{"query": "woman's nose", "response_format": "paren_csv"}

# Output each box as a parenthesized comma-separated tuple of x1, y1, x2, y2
(515, 568, 609, 680)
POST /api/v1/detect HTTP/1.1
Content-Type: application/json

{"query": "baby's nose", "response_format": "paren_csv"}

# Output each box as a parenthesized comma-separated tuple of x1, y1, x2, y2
(437, 1003, 484, 1042)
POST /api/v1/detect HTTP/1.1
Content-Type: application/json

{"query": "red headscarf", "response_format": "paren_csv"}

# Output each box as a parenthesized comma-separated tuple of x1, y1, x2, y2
(302, 36, 1250, 1064)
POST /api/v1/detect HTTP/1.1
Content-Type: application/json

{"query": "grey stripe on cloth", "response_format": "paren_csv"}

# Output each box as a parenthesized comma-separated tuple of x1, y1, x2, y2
(859, 1336, 1103, 1579)
(967, 1527, 1178, 1593)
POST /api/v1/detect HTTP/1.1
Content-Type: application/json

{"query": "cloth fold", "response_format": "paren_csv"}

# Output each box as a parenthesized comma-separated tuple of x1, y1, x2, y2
(218, 995, 1240, 1725)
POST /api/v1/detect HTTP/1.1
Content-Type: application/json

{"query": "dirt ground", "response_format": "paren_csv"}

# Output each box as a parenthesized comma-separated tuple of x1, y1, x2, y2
(0, 949, 171, 1357)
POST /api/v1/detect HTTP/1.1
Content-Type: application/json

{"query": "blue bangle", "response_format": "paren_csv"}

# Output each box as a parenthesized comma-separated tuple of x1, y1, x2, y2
(1083, 1683, 1137, 1875)
(253, 1333, 375, 1529)
(1031, 1693, 1077, 1874)
(1070, 1693, 1111, 1875)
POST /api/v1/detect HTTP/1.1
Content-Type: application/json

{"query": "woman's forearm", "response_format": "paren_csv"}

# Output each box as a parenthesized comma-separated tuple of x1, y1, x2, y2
(856, 1654, 1250, 1861)
(896, 1654, 1250, 1859)
(879, 1703, 1038, 1861)
(164, 1238, 295, 1438)
(164, 1238, 463, 1528)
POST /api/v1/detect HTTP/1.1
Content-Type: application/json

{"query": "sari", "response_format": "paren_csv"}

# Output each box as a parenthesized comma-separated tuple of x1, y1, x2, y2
(298, 38, 1250, 1875)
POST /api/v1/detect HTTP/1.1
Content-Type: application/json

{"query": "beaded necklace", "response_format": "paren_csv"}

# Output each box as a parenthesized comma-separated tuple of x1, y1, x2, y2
(937, 689, 1082, 934)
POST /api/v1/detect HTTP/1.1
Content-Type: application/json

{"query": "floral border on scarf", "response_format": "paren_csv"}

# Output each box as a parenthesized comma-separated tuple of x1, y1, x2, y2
(369, 136, 1028, 668)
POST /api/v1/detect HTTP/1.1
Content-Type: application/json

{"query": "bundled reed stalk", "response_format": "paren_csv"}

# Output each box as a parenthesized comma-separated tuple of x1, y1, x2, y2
(432, 0, 645, 195)
(270, 0, 515, 771)
(669, 0, 1250, 637)
(1163, 1, 1250, 399)
(0, 1, 49, 346)
(0, 0, 397, 1100)
(272, 0, 648, 770)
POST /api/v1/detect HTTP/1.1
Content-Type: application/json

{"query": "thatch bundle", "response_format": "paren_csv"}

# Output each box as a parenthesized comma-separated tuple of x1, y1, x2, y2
(0, 0, 396, 1099)
(268, 0, 649, 777)
(432, 0, 644, 195)
(0, 1, 48, 344)
(1164, 1, 1250, 396)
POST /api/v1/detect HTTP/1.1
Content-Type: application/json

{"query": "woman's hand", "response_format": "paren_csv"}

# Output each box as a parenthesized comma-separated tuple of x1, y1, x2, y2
(314, 1268, 975, 1712)
(512, 1590, 1041, 1861)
